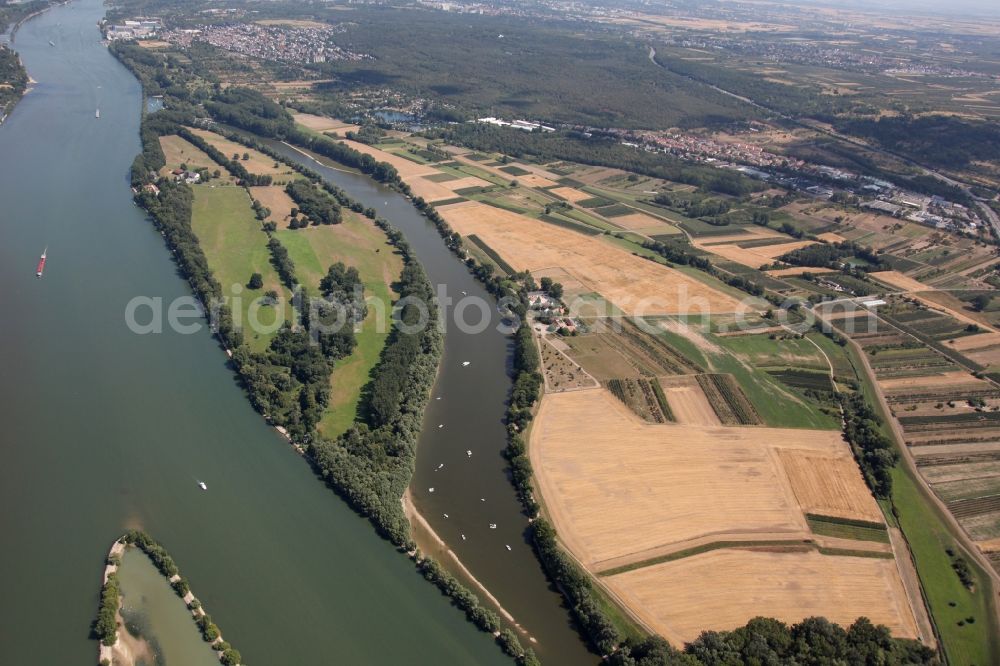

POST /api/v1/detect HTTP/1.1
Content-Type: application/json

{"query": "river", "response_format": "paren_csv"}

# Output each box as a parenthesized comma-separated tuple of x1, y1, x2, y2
(0, 1, 515, 663)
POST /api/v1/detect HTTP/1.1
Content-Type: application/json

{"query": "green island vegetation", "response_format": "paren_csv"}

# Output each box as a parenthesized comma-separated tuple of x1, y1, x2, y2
(0, 43, 28, 118)
(93, 530, 245, 666)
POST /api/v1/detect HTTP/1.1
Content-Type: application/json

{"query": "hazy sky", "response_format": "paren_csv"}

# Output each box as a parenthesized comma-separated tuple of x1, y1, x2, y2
(789, 0, 1000, 18)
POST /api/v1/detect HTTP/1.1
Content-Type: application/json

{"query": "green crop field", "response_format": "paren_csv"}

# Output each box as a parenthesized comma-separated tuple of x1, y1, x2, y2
(646, 320, 836, 429)
(190, 185, 292, 352)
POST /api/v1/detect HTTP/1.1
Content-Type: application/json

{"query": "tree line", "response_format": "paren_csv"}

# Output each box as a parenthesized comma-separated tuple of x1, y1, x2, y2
(840, 392, 899, 498)
(176, 127, 273, 186)
(609, 615, 934, 665)
(779, 240, 882, 272)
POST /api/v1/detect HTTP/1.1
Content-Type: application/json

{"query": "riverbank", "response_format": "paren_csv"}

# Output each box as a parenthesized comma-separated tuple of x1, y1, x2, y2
(402, 488, 536, 644)
(97, 531, 244, 666)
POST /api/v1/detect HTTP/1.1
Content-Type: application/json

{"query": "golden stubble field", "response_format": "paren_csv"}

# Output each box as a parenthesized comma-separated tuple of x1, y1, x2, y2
(437, 201, 742, 315)
(700, 239, 818, 269)
(529, 388, 881, 569)
(530, 388, 918, 643)
(604, 548, 919, 644)
(406, 175, 491, 202)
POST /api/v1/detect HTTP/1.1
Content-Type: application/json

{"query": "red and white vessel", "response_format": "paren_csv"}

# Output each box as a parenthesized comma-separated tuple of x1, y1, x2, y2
(36, 248, 46, 278)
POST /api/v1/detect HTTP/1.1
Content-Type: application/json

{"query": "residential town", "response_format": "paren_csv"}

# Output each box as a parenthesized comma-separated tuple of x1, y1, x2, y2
(161, 22, 370, 65)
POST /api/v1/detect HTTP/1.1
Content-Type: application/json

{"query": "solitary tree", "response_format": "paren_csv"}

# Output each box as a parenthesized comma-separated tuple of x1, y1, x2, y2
(972, 293, 993, 312)
(247, 272, 264, 289)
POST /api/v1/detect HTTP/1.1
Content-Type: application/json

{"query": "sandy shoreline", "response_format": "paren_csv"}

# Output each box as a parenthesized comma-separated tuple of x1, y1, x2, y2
(402, 488, 536, 643)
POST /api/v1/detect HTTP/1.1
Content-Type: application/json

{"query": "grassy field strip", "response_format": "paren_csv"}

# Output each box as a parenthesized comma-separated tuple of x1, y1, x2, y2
(597, 540, 815, 577)
(807, 514, 891, 543)
(190, 185, 292, 352)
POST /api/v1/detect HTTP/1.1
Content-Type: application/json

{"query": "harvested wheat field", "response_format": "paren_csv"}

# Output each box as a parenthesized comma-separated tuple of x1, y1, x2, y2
(187, 128, 294, 178)
(870, 270, 931, 292)
(437, 201, 741, 315)
(509, 172, 558, 188)
(604, 549, 918, 645)
(778, 450, 883, 522)
(293, 112, 356, 132)
(610, 212, 676, 233)
(947, 331, 1000, 352)
(880, 370, 986, 391)
(337, 139, 438, 179)
(658, 376, 720, 426)
(768, 266, 836, 278)
(703, 240, 818, 269)
(549, 186, 593, 203)
(407, 175, 491, 202)
(529, 388, 873, 571)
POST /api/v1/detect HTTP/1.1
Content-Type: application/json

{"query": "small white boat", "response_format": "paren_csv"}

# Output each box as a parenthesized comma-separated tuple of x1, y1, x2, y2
(95, 109, 100, 119)
(505, 545, 512, 551)
(480, 498, 486, 502)
(428, 487, 435, 493)
(198, 481, 207, 490)
(489, 523, 497, 529)
(436, 463, 444, 470)
(466, 450, 472, 457)
(438, 424, 444, 428)
(443, 513, 449, 518)
(462, 361, 471, 367)
(461, 534, 466, 541)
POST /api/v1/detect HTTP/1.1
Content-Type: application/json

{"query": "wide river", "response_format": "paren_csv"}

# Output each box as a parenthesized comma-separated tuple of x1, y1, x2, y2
(0, 0, 591, 663)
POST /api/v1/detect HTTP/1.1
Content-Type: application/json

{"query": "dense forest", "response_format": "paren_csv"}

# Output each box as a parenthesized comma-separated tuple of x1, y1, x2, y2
(837, 114, 1000, 171)
(654, 48, 868, 122)
(302, 7, 751, 129)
